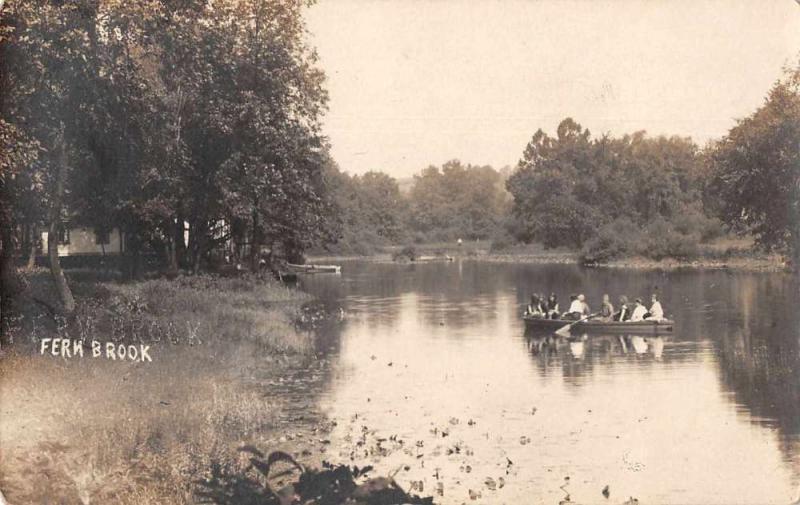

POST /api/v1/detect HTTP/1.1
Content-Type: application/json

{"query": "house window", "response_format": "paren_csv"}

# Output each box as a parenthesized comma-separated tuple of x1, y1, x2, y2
(58, 227, 70, 245)
(95, 229, 110, 245)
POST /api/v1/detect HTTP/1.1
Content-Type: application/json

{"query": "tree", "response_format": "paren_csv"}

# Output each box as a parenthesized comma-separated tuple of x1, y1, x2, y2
(2, 0, 333, 293)
(408, 160, 506, 241)
(506, 120, 597, 248)
(0, 119, 40, 343)
(709, 63, 800, 265)
(319, 163, 407, 254)
(46, 1, 328, 273)
(144, 0, 330, 271)
(353, 172, 407, 241)
(0, 0, 112, 313)
(507, 117, 715, 255)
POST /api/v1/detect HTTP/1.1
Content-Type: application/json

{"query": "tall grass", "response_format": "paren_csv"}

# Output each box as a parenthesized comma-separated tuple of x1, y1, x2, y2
(11, 270, 313, 354)
(0, 352, 302, 504)
(1, 272, 325, 504)
(101, 274, 313, 353)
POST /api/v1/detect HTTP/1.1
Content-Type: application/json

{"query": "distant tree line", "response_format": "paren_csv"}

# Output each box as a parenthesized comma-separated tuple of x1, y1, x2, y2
(320, 160, 511, 254)
(323, 63, 800, 268)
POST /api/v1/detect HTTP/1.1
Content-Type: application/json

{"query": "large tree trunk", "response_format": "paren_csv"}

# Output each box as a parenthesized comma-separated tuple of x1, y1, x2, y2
(188, 219, 207, 274)
(191, 247, 201, 274)
(48, 226, 74, 314)
(166, 239, 178, 273)
(249, 208, 260, 271)
(175, 214, 186, 270)
(0, 222, 19, 348)
(26, 224, 37, 269)
(48, 133, 75, 314)
(124, 228, 143, 280)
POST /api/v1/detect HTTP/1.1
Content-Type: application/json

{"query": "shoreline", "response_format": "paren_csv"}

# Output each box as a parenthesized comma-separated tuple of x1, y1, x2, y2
(307, 250, 790, 273)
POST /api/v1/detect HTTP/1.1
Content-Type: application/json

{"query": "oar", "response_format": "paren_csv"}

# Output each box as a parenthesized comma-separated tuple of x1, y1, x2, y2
(555, 312, 599, 337)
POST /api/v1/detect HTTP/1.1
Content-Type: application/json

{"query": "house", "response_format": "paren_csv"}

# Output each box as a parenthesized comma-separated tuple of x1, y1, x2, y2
(41, 226, 125, 256)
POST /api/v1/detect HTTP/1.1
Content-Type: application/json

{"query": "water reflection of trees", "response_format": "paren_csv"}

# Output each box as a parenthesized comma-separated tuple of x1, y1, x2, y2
(693, 273, 800, 475)
(713, 290, 800, 472)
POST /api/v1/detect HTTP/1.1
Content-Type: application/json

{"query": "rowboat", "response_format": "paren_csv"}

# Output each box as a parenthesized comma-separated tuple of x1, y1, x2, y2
(287, 263, 341, 274)
(523, 315, 674, 334)
(414, 255, 454, 263)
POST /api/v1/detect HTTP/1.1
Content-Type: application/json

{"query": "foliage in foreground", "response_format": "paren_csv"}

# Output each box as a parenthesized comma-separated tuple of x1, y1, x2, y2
(197, 449, 433, 505)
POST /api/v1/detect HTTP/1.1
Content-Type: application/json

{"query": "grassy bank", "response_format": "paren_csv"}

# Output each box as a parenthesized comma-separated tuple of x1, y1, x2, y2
(589, 236, 790, 272)
(308, 237, 789, 272)
(0, 271, 337, 504)
(6, 270, 313, 353)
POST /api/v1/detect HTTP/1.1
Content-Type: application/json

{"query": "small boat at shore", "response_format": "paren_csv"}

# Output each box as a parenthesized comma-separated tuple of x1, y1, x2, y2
(414, 255, 454, 263)
(287, 263, 342, 274)
(523, 315, 674, 334)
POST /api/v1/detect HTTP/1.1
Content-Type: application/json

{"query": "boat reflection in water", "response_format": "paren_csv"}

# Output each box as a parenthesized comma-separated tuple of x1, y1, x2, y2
(525, 329, 667, 361)
(569, 337, 585, 359)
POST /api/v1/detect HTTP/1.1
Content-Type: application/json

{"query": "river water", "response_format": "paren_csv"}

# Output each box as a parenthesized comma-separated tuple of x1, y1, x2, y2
(301, 261, 800, 504)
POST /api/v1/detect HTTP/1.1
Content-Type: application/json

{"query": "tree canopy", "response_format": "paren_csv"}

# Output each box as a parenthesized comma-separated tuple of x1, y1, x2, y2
(1, 0, 331, 274)
(506, 118, 720, 260)
(407, 160, 508, 242)
(0, 0, 333, 317)
(708, 63, 800, 262)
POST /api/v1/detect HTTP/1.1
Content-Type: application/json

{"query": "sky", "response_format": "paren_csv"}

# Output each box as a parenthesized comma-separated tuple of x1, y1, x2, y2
(305, 0, 800, 178)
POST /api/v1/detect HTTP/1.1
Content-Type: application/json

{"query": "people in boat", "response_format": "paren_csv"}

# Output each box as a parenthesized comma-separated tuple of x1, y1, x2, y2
(615, 295, 631, 321)
(600, 294, 614, 321)
(562, 294, 578, 320)
(646, 293, 664, 321)
(526, 294, 544, 318)
(564, 293, 590, 320)
(546, 293, 559, 319)
(579, 294, 590, 315)
(630, 298, 648, 321)
(537, 293, 549, 315)
(526, 294, 539, 316)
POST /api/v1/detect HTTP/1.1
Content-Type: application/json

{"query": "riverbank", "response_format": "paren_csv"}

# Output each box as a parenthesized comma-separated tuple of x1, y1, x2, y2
(308, 238, 790, 272)
(0, 271, 340, 504)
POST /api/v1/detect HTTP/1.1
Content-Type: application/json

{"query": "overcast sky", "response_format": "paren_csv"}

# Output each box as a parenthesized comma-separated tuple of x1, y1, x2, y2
(306, 0, 800, 177)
